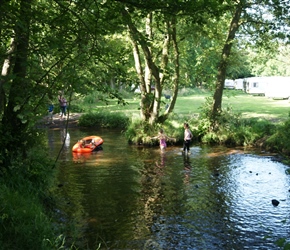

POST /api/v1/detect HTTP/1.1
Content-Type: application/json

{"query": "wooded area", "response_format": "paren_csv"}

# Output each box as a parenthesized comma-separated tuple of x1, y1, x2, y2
(1, 0, 290, 168)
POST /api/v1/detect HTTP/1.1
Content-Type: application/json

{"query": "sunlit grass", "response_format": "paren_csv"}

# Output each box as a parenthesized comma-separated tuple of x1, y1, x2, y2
(85, 90, 290, 123)
(222, 94, 290, 121)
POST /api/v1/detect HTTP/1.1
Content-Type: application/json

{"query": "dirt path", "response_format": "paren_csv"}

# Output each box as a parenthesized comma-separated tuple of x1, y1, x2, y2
(37, 112, 83, 129)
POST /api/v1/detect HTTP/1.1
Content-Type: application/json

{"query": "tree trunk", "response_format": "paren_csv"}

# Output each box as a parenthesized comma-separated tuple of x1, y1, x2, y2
(149, 20, 171, 124)
(1, 0, 32, 167)
(122, 8, 180, 125)
(130, 35, 150, 121)
(0, 0, 15, 114)
(211, 2, 243, 120)
(0, 38, 16, 114)
(158, 16, 179, 123)
(145, 13, 152, 94)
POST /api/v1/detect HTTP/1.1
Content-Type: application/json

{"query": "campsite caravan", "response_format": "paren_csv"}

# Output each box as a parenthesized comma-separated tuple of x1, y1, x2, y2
(224, 79, 235, 89)
(245, 77, 268, 95)
(234, 78, 245, 91)
(264, 76, 290, 99)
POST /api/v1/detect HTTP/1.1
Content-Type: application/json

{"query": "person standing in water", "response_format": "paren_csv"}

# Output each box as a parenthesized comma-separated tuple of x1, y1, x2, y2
(151, 129, 175, 151)
(183, 123, 193, 154)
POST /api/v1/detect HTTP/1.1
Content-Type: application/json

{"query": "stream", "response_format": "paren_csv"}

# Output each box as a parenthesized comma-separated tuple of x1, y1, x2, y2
(47, 127, 290, 249)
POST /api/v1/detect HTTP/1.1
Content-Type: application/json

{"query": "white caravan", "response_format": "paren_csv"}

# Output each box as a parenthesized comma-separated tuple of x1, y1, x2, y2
(224, 79, 235, 89)
(245, 77, 268, 95)
(264, 76, 290, 99)
(234, 78, 245, 91)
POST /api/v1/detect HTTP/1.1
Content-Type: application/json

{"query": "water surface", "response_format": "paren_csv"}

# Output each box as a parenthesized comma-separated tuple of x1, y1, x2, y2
(48, 128, 290, 249)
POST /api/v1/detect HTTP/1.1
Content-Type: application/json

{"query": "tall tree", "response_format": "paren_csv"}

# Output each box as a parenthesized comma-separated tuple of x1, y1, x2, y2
(121, 7, 179, 124)
(209, 0, 290, 123)
(0, 0, 128, 169)
(116, 0, 227, 124)
(1, 0, 33, 166)
(211, 1, 244, 120)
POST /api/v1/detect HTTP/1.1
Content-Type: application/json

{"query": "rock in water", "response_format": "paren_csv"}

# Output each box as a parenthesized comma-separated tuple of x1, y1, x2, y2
(271, 199, 280, 206)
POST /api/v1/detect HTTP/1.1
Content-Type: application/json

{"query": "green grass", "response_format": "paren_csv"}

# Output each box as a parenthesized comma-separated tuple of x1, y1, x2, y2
(222, 91, 290, 122)
(83, 89, 290, 123)
(176, 91, 290, 122)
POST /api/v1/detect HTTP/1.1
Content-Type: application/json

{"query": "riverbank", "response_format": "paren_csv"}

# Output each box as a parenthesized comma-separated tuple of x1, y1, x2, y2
(37, 112, 82, 129)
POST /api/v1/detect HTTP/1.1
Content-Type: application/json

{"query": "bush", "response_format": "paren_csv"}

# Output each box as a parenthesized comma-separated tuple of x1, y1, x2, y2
(124, 120, 160, 145)
(124, 118, 183, 145)
(78, 111, 130, 129)
(0, 147, 62, 250)
(266, 119, 290, 155)
(0, 185, 54, 250)
(196, 102, 276, 146)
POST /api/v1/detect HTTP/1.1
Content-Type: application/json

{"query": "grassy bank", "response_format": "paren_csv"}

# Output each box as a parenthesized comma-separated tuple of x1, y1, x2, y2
(78, 89, 290, 123)
(75, 88, 290, 158)
(0, 147, 64, 250)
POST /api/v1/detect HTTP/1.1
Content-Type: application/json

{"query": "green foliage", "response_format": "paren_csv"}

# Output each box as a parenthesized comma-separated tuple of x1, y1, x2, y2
(70, 90, 132, 114)
(0, 184, 54, 250)
(197, 100, 276, 146)
(44, 234, 76, 250)
(122, 90, 279, 147)
(249, 44, 290, 77)
(124, 118, 182, 145)
(67, 104, 85, 113)
(0, 126, 48, 171)
(266, 119, 290, 155)
(0, 147, 62, 250)
(275, 238, 290, 250)
(178, 87, 209, 97)
(73, 89, 285, 149)
(5, 147, 55, 192)
(124, 120, 157, 144)
(78, 111, 130, 129)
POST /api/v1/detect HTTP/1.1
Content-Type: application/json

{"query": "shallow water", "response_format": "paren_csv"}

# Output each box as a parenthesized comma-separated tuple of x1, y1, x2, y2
(47, 128, 290, 249)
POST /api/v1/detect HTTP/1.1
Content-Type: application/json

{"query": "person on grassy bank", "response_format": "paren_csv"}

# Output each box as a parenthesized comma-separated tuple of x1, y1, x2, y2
(151, 129, 175, 152)
(183, 123, 193, 154)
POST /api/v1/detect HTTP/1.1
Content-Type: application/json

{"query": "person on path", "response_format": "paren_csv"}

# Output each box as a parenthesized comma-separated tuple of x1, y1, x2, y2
(57, 91, 63, 116)
(59, 96, 67, 119)
(151, 129, 175, 151)
(47, 102, 54, 124)
(183, 123, 193, 154)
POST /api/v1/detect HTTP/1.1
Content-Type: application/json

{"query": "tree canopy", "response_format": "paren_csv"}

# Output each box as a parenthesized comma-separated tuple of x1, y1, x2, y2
(1, 0, 290, 168)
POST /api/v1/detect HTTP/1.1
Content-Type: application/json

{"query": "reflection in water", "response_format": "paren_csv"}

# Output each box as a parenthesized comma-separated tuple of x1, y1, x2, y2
(183, 153, 192, 185)
(72, 152, 91, 163)
(48, 129, 290, 250)
(61, 128, 70, 148)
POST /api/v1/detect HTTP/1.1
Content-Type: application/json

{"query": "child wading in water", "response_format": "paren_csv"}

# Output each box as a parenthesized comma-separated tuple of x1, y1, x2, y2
(183, 123, 193, 154)
(151, 129, 175, 151)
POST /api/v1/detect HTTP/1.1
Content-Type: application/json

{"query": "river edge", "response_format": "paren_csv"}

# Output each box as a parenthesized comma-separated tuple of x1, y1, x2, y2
(37, 112, 290, 166)
(37, 112, 83, 129)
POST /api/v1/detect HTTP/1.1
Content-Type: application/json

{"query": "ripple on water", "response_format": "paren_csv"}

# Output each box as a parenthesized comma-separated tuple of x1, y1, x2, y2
(52, 130, 290, 250)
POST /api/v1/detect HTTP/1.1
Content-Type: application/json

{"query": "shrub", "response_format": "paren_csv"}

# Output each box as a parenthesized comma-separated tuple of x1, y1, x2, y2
(0, 184, 55, 250)
(0, 147, 61, 250)
(124, 120, 158, 144)
(196, 102, 276, 146)
(78, 111, 130, 129)
(124, 118, 183, 145)
(266, 119, 290, 155)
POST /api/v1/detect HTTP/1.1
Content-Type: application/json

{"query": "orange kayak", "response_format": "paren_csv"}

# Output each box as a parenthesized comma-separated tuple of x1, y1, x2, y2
(72, 135, 103, 153)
